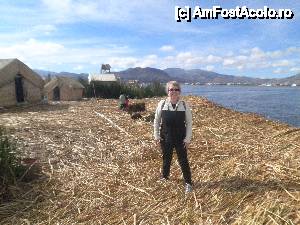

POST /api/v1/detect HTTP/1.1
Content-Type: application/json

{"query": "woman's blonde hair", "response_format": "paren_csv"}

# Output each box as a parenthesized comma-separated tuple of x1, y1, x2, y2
(165, 81, 181, 94)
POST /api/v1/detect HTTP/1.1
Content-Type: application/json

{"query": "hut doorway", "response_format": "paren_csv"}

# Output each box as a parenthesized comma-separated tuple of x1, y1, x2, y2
(15, 74, 24, 103)
(53, 86, 60, 101)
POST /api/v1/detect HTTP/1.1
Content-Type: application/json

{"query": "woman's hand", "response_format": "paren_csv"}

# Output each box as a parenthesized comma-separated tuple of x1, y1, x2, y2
(184, 141, 189, 149)
(155, 139, 161, 146)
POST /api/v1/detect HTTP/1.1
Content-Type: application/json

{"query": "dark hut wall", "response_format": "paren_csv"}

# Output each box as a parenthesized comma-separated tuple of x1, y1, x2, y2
(0, 78, 43, 107)
(0, 82, 16, 106)
(47, 86, 83, 101)
(60, 86, 83, 101)
(23, 79, 43, 102)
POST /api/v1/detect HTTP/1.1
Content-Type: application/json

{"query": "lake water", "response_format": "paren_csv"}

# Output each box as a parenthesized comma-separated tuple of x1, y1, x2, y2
(181, 85, 300, 128)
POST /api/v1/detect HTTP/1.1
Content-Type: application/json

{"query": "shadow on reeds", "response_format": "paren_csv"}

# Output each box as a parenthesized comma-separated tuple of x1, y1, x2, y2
(0, 164, 50, 221)
(195, 176, 300, 193)
(0, 103, 70, 114)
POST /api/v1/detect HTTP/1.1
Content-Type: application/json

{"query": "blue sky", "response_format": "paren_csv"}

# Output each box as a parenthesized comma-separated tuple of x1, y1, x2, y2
(0, 0, 299, 78)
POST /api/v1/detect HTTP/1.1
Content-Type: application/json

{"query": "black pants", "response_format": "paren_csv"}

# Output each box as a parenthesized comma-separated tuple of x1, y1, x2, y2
(161, 141, 192, 184)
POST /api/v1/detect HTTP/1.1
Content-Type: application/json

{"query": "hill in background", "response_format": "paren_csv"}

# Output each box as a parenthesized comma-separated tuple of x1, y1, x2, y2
(34, 69, 88, 80)
(116, 67, 171, 83)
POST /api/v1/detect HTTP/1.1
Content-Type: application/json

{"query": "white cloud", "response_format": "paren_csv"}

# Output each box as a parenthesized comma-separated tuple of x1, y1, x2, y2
(176, 52, 193, 59)
(290, 67, 300, 73)
(206, 54, 222, 64)
(1, 36, 299, 77)
(223, 58, 236, 66)
(73, 65, 84, 70)
(140, 55, 158, 68)
(42, 0, 72, 12)
(41, 0, 75, 22)
(273, 68, 289, 74)
(237, 65, 244, 70)
(108, 57, 138, 71)
(272, 60, 292, 67)
(261, 48, 297, 59)
(287, 47, 300, 54)
(206, 65, 214, 71)
(164, 56, 175, 61)
(0, 38, 64, 59)
(40, 0, 173, 30)
(249, 47, 266, 61)
(160, 45, 175, 52)
(0, 38, 134, 71)
(267, 50, 284, 58)
(220, 46, 300, 72)
(32, 24, 57, 35)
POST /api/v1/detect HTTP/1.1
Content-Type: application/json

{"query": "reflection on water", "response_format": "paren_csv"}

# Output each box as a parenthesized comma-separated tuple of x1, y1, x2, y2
(181, 85, 300, 128)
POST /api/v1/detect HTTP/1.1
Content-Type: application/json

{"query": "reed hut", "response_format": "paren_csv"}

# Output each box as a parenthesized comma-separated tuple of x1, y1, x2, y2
(44, 76, 84, 101)
(88, 73, 118, 84)
(0, 58, 44, 107)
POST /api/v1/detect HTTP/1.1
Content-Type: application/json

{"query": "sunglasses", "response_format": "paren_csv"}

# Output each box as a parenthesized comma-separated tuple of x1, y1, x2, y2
(168, 88, 180, 92)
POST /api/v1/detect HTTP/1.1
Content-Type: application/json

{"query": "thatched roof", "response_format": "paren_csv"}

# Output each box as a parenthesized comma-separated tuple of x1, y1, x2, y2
(44, 76, 85, 92)
(88, 73, 117, 83)
(0, 59, 14, 70)
(0, 58, 44, 88)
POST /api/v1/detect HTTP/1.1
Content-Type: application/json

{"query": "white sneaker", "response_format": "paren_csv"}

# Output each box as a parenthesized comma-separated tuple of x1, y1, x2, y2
(185, 183, 193, 193)
(158, 177, 168, 183)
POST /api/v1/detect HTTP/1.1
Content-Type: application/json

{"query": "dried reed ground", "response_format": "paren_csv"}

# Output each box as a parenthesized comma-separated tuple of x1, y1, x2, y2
(0, 96, 299, 224)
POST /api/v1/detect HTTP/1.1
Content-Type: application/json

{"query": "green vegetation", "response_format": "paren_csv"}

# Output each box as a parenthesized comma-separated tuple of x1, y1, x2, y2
(79, 80, 166, 99)
(0, 127, 25, 188)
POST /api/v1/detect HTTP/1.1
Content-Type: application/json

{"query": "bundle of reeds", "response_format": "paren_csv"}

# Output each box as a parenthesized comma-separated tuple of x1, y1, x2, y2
(0, 97, 299, 224)
(127, 102, 146, 113)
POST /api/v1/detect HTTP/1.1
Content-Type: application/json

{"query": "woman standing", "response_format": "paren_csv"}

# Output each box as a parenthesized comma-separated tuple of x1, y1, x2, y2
(154, 81, 193, 193)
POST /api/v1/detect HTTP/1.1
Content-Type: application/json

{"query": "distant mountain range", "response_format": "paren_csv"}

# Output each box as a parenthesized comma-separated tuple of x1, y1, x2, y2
(35, 68, 300, 86)
(162, 68, 264, 84)
(34, 69, 88, 80)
